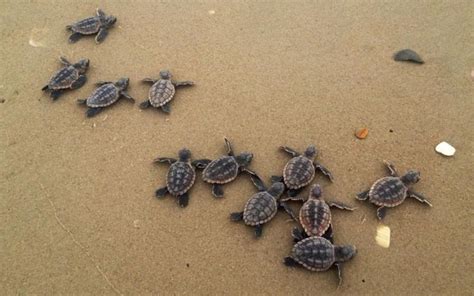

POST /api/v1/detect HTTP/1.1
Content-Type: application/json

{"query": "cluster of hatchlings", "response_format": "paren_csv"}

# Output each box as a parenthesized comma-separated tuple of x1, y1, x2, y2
(42, 9, 432, 286)
(154, 138, 432, 285)
(42, 9, 193, 117)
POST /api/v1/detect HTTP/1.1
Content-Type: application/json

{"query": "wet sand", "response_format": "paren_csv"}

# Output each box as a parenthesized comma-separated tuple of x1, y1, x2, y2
(1, 1, 473, 294)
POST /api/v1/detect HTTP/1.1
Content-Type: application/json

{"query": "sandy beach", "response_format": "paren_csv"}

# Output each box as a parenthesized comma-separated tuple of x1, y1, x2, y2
(1, 1, 473, 294)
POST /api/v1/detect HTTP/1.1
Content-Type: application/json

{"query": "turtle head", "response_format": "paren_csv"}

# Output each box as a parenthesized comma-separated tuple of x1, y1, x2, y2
(268, 182, 285, 198)
(104, 15, 117, 27)
(235, 152, 253, 167)
(309, 184, 323, 200)
(304, 145, 317, 159)
(160, 70, 172, 80)
(115, 77, 129, 90)
(178, 148, 191, 162)
(74, 59, 90, 74)
(401, 170, 420, 185)
(334, 245, 357, 263)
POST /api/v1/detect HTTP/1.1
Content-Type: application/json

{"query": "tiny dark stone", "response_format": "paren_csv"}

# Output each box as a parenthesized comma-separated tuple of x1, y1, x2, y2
(393, 49, 424, 64)
(362, 279, 365, 283)
(0, 98, 5, 103)
(13, 90, 19, 95)
(389, 129, 393, 133)
(186, 263, 190, 268)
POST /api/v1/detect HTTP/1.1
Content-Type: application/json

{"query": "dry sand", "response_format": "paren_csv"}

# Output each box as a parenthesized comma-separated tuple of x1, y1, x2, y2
(1, 1, 473, 295)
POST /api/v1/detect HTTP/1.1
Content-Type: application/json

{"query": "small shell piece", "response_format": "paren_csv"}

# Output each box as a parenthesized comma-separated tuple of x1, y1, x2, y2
(355, 128, 369, 139)
(375, 224, 391, 248)
(435, 141, 456, 157)
(393, 49, 424, 64)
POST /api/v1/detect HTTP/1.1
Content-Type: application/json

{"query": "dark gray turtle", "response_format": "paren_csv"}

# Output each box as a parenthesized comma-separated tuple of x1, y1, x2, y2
(393, 49, 424, 64)
(284, 228, 356, 285)
(42, 57, 89, 100)
(193, 138, 254, 198)
(77, 78, 134, 117)
(273, 145, 333, 197)
(230, 174, 296, 237)
(285, 184, 354, 241)
(356, 161, 432, 220)
(66, 8, 116, 43)
(154, 148, 197, 208)
(139, 70, 194, 113)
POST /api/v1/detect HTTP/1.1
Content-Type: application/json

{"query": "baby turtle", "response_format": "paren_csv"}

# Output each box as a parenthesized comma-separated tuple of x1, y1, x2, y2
(77, 78, 134, 117)
(154, 148, 196, 208)
(356, 161, 432, 220)
(193, 138, 254, 198)
(42, 56, 89, 100)
(66, 8, 116, 43)
(230, 174, 296, 237)
(273, 145, 333, 197)
(393, 49, 424, 64)
(139, 70, 194, 113)
(286, 184, 354, 240)
(284, 229, 357, 285)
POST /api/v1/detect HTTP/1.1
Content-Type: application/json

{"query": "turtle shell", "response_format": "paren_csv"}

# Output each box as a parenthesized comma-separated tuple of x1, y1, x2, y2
(243, 192, 278, 226)
(71, 16, 101, 34)
(299, 199, 331, 237)
(291, 237, 335, 271)
(283, 156, 315, 189)
(149, 79, 176, 107)
(166, 161, 196, 196)
(48, 66, 79, 90)
(369, 176, 407, 207)
(86, 84, 119, 107)
(202, 156, 239, 184)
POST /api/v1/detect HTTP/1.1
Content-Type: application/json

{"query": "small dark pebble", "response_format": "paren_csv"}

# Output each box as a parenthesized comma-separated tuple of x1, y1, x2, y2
(389, 129, 393, 133)
(0, 98, 5, 103)
(393, 49, 424, 64)
(186, 263, 190, 267)
(362, 279, 365, 283)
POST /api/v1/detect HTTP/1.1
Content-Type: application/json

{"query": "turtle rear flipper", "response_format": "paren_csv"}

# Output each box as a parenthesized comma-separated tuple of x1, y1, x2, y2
(139, 100, 151, 109)
(71, 75, 87, 89)
(177, 193, 189, 208)
(86, 107, 103, 117)
(254, 224, 263, 237)
(69, 32, 83, 43)
(212, 184, 224, 198)
(95, 28, 108, 43)
(161, 103, 171, 113)
(230, 212, 244, 221)
(283, 257, 299, 267)
(50, 90, 64, 100)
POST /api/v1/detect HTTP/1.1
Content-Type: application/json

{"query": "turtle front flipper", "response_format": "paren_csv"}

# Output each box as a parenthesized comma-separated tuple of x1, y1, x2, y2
(271, 175, 284, 183)
(230, 212, 244, 221)
(334, 263, 343, 287)
(327, 201, 355, 211)
(177, 192, 189, 208)
(383, 160, 399, 177)
(356, 190, 369, 200)
(139, 100, 151, 109)
(161, 103, 171, 113)
(69, 32, 83, 43)
(59, 56, 71, 66)
(153, 157, 177, 164)
(254, 224, 263, 237)
(95, 28, 109, 43)
(120, 91, 134, 102)
(71, 75, 87, 89)
(155, 187, 168, 198)
(95, 81, 113, 86)
(291, 227, 307, 242)
(315, 162, 334, 182)
(376, 206, 387, 220)
(77, 99, 87, 105)
(284, 256, 300, 267)
(191, 159, 212, 169)
(212, 184, 224, 198)
(86, 107, 104, 117)
(224, 137, 234, 156)
(287, 188, 302, 198)
(408, 190, 432, 207)
(142, 78, 158, 84)
(280, 146, 299, 157)
(248, 172, 266, 191)
(173, 80, 194, 87)
(50, 89, 64, 100)
(279, 202, 297, 221)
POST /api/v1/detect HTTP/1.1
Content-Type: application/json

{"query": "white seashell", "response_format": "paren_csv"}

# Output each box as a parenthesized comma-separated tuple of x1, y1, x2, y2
(375, 224, 390, 248)
(435, 141, 456, 156)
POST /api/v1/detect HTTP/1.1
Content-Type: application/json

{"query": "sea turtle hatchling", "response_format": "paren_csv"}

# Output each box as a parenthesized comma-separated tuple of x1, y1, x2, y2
(66, 8, 116, 43)
(230, 174, 296, 237)
(193, 138, 254, 198)
(154, 148, 197, 208)
(77, 78, 134, 117)
(284, 228, 357, 285)
(356, 161, 432, 220)
(42, 56, 89, 100)
(285, 184, 354, 241)
(139, 70, 194, 114)
(273, 145, 333, 197)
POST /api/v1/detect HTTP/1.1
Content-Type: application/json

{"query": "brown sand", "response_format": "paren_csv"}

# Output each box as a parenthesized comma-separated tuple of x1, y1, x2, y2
(1, 1, 473, 294)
